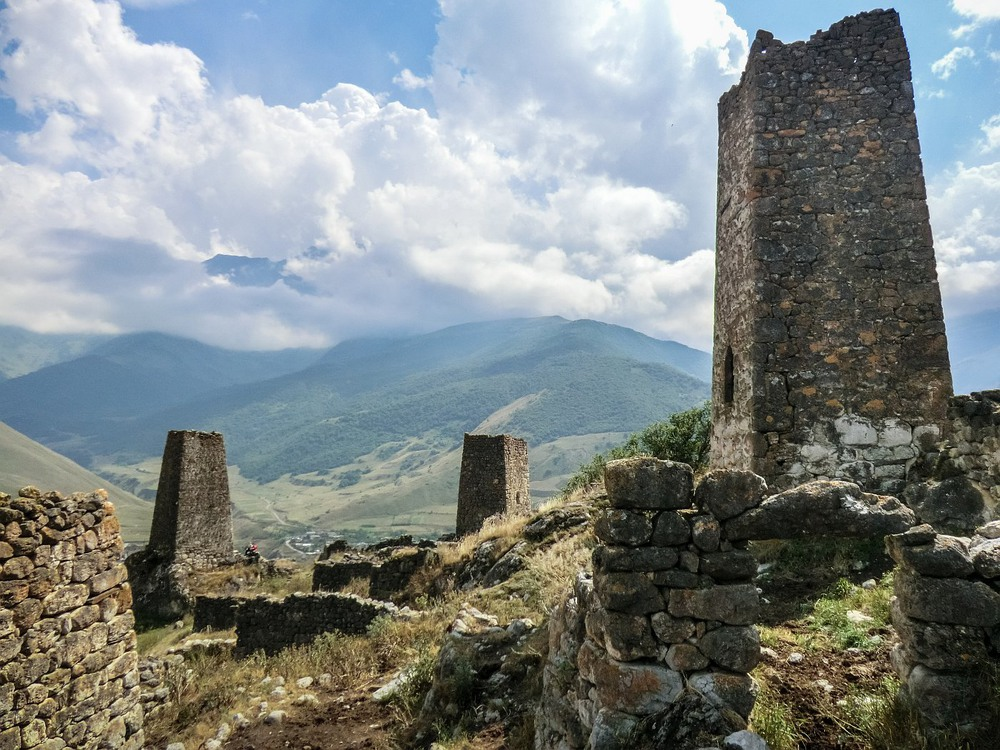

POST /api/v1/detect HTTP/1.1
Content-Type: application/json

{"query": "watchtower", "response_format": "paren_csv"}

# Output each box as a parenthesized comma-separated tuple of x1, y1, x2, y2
(710, 10, 952, 493)
(148, 430, 234, 567)
(456, 433, 530, 536)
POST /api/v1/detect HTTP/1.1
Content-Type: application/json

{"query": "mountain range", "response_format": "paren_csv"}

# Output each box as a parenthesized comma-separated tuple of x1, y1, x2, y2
(0, 317, 711, 547)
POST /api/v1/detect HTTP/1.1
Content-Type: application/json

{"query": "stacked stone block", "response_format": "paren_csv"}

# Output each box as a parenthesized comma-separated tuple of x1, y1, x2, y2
(148, 430, 233, 569)
(888, 522, 1000, 738)
(711, 9, 952, 495)
(456, 434, 530, 537)
(0, 488, 143, 750)
(234, 592, 399, 657)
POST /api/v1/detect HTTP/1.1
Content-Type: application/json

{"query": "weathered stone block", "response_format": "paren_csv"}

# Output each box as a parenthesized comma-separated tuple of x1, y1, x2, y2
(688, 671, 757, 719)
(665, 643, 709, 671)
(592, 546, 678, 573)
(650, 511, 690, 546)
(585, 610, 658, 662)
(593, 572, 663, 615)
(593, 509, 654, 546)
(724, 481, 915, 540)
(577, 641, 683, 715)
(603, 458, 693, 510)
(691, 515, 722, 552)
(895, 572, 1000, 627)
(890, 598, 986, 671)
(695, 470, 768, 520)
(668, 584, 759, 625)
(905, 665, 980, 729)
(971, 538, 1000, 579)
(650, 613, 694, 646)
(700, 550, 758, 582)
(886, 533, 974, 578)
(697, 626, 761, 672)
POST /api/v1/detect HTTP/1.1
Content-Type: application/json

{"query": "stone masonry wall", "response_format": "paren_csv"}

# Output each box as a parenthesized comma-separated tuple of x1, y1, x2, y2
(537, 459, 917, 749)
(888, 522, 1000, 740)
(456, 434, 530, 537)
(148, 430, 233, 569)
(0, 488, 143, 750)
(234, 592, 399, 657)
(192, 595, 241, 632)
(311, 560, 375, 593)
(711, 9, 952, 495)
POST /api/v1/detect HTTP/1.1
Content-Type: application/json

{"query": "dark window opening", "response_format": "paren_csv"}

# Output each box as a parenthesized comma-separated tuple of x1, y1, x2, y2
(723, 346, 734, 404)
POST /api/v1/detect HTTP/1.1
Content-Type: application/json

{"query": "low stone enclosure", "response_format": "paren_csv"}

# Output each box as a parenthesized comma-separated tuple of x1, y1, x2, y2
(0, 488, 144, 750)
(536, 458, 1000, 748)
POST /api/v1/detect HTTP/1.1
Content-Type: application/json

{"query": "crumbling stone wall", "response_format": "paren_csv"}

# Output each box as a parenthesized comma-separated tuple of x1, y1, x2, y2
(312, 560, 375, 593)
(370, 547, 439, 600)
(537, 459, 916, 749)
(0, 488, 144, 750)
(456, 433, 530, 536)
(234, 592, 399, 657)
(148, 430, 233, 569)
(905, 391, 1000, 533)
(888, 522, 1000, 740)
(711, 9, 952, 495)
(193, 595, 241, 632)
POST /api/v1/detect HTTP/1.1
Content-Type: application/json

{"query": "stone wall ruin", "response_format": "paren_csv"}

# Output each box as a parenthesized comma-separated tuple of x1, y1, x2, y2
(536, 458, 978, 748)
(456, 433, 530, 536)
(147, 430, 233, 569)
(0, 488, 143, 750)
(710, 9, 952, 495)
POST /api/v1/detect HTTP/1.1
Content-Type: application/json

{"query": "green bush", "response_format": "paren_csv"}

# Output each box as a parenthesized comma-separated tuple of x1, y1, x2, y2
(562, 402, 711, 496)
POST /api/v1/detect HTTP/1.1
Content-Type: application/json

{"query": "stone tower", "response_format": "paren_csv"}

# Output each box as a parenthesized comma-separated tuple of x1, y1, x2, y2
(710, 10, 952, 494)
(148, 430, 233, 568)
(456, 433, 530, 536)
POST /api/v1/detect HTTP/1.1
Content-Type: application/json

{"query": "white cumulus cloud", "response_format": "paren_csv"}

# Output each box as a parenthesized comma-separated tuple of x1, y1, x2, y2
(0, 0, 746, 350)
(931, 46, 976, 79)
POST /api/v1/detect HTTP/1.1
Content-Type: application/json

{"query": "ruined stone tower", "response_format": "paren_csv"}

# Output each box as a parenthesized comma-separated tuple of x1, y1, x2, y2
(148, 430, 233, 567)
(456, 433, 530, 536)
(711, 10, 952, 494)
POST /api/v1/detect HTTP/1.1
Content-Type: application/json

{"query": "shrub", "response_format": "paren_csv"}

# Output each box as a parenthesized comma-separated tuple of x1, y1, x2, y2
(562, 402, 711, 496)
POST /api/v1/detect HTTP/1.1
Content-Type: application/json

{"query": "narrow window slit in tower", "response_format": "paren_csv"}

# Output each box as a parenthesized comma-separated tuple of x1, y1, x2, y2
(724, 346, 735, 404)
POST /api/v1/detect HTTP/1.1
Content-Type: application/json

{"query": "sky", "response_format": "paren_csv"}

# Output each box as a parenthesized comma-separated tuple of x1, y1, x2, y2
(0, 0, 997, 352)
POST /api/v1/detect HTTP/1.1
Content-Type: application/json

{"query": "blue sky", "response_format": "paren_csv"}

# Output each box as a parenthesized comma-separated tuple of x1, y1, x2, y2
(0, 0, 997, 353)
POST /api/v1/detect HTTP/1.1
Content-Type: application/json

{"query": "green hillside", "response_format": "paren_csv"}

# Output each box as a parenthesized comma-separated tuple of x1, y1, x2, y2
(0, 420, 151, 544)
(0, 317, 710, 543)
(0, 325, 107, 380)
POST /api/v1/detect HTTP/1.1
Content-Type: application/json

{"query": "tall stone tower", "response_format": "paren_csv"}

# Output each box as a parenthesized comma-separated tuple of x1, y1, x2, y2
(711, 10, 952, 494)
(148, 430, 234, 568)
(456, 433, 530, 536)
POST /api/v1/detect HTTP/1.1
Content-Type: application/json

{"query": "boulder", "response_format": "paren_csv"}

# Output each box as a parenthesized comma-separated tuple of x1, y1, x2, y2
(651, 511, 691, 546)
(890, 598, 987, 671)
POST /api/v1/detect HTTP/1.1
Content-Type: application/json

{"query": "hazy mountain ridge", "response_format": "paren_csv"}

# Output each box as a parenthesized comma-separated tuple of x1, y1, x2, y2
(0, 317, 710, 490)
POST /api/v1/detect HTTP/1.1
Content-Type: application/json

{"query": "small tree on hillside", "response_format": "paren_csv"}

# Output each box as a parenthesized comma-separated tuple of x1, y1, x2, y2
(562, 401, 711, 497)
